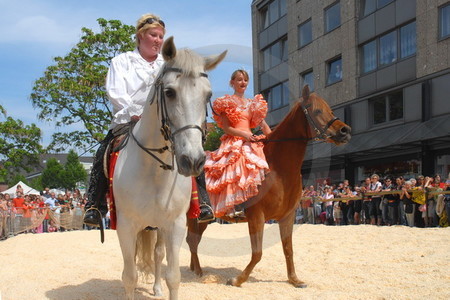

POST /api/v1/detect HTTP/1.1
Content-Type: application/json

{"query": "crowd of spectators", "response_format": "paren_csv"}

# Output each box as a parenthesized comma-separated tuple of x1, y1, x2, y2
(2, 173, 450, 240)
(0, 186, 103, 240)
(298, 173, 450, 228)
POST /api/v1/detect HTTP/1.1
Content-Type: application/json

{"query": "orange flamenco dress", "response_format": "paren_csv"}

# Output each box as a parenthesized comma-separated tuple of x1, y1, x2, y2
(204, 94, 270, 218)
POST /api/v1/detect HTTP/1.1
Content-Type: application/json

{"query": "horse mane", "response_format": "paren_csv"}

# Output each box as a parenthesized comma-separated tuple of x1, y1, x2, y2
(269, 100, 306, 139)
(169, 48, 205, 76)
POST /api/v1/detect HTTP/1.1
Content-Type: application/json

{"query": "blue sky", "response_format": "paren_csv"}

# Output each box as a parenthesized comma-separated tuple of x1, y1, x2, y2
(0, 0, 254, 146)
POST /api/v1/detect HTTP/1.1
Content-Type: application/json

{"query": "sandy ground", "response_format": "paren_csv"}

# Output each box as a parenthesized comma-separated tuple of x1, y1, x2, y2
(0, 223, 449, 300)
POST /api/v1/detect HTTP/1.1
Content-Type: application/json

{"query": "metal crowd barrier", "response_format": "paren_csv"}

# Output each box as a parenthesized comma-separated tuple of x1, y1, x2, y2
(0, 207, 85, 238)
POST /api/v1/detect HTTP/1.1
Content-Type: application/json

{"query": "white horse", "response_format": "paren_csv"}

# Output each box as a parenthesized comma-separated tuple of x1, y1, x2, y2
(113, 36, 226, 300)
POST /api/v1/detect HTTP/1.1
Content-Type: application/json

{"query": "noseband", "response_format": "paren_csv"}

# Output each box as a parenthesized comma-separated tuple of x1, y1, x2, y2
(130, 66, 208, 170)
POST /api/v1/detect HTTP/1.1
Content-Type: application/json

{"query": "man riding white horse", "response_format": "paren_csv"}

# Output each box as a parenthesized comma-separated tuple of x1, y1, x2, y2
(83, 14, 214, 229)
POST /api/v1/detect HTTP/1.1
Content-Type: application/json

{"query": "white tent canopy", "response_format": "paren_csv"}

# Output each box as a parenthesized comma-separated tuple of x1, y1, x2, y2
(2, 181, 41, 196)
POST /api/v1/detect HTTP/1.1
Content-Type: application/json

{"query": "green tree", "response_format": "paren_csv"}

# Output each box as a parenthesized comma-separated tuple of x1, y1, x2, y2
(0, 105, 44, 182)
(203, 123, 224, 151)
(63, 150, 87, 190)
(41, 158, 65, 189)
(8, 174, 28, 187)
(30, 18, 135, 153)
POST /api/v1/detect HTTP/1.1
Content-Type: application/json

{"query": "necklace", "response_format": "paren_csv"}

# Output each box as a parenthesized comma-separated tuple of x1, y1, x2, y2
(233, 95, 250, 110)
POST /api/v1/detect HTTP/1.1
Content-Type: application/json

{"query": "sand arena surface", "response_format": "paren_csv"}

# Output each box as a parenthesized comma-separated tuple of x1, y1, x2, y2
(0, 223, 449, 300)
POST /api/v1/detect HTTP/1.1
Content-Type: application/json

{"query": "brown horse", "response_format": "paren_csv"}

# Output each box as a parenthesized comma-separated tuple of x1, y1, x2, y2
(186, 85, 351, 288)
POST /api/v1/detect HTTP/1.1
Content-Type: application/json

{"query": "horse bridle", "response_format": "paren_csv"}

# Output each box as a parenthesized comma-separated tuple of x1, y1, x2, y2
(301, 102, 339, 141)
(262, 101, 339, 143)
(130, 66, 209, 170)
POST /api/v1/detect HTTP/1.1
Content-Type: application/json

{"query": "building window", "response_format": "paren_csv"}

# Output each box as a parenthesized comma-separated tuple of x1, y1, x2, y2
(439, 3, 450, 39)
(362, 40, 377, 73)
(361, 22, 416, 73)
(371, 90, 403, 125)
(298, 19, 312, 47)
(379, 31, 397, 66)
(301, 70, 314, 92)
(327, 57, 342, 85)
(400, 22, 416, 58)
(262, 38, 288, 71)
(262, 0, 287, 29)
(281, 38, 288, 62)
(265, 81, 289, 110)
(325, 2, 341, 33)
(361, 0, 394, 17)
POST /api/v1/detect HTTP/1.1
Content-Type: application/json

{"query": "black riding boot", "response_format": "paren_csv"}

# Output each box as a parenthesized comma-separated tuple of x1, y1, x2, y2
(83, 131, 114, 227)
(195, 172, 215, 223)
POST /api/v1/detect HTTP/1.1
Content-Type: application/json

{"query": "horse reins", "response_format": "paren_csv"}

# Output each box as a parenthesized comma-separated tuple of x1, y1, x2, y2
(131, 66, 209, 170)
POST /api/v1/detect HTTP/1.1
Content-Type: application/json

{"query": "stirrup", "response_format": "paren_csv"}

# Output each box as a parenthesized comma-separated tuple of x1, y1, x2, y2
(83, 207, 103, 226)
(198, 203, 215, 223)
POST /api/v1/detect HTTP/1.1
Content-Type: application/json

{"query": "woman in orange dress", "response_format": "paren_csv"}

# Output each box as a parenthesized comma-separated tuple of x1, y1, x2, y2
(204, 70, 271, 218)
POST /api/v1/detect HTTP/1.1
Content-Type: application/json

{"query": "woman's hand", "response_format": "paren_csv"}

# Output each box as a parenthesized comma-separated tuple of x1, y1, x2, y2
(242, 132, 256, 142)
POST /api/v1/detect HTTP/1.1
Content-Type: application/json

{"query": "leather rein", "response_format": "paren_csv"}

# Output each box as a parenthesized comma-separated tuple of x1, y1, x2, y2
(130, 66, 209, 170)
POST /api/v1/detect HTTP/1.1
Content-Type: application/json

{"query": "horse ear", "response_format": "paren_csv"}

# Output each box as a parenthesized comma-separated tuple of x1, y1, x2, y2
(302, 85, 310, 102)
(204, 50, 227, 71)
(162, 36, 176, 61)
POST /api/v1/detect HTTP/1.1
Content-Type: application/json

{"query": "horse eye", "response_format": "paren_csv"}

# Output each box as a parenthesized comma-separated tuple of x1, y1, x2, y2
(314, 109, 322, 116)
(165, 88, 176, 98)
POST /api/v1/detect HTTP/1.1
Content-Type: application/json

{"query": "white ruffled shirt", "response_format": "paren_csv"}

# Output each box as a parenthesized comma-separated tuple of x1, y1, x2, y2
(106, 49, 164, 129)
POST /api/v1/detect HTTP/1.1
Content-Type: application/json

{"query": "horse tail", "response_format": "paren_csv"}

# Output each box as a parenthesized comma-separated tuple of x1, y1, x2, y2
(136, 229, 157, 279)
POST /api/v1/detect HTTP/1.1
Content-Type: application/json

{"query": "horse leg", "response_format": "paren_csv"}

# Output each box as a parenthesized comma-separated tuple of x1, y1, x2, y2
(278, 210, 307, 288)
(116, 219, 139, 300)
(228, 211, 265, 287)
(153, 229, 165, 298)
(164, 217, 186, 300)
(186, 218, 208, 276)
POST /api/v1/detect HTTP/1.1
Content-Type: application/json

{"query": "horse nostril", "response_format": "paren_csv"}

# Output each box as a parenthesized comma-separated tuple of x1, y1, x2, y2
(180, 154, 193, 170)
(195, 155, 206, 172)
(340, 126, 351, 135)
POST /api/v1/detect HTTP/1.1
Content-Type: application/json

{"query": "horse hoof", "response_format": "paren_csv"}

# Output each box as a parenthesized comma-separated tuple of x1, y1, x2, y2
(292, 281, 307, 288)
(226, 278, 240, 287)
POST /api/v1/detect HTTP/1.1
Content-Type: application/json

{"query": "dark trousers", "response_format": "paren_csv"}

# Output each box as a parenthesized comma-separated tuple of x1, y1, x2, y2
(85, 130, 115, 215)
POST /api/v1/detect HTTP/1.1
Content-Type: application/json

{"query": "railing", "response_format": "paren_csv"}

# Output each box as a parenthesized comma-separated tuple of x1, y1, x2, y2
(0, 207, 85, 238)
(301, 189, 450, 203)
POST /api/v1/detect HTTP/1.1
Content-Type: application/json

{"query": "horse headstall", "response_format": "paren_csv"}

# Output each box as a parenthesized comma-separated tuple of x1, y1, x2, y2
(132, 66, 209, 170)
(301, 102, 339, 142)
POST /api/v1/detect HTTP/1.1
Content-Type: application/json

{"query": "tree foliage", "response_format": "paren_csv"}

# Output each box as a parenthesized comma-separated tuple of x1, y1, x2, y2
(63, 150, 87, 190)
(40, 151, 87, 190)
(203, 123, 224, 151)
(30, 18, 136, 153)
(0, 105, 44, 182)
(40, 158, 65, 189)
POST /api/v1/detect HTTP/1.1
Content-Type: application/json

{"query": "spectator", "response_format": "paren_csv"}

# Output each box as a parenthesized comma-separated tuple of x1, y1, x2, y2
(322, 186, 334, 225)
(369, 174, 383, 225)
(401, 180, 415, 227)
(0, 194, 8, 240)
(361, 177, 372, 224)
(44, 192, 58, 208)
(353, 185, 362, 225)
(396, 177, 407, 226)
(412, 176, 426, 228)
(382, 178, 399, 226)
(12, 191, 25, 234)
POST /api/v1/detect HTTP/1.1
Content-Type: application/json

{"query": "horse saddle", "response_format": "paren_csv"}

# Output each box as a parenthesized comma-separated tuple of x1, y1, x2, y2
(103, 133, 128, 178)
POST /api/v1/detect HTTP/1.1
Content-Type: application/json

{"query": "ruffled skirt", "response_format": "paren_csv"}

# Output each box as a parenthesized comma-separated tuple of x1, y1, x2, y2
(204, 135, 269, 217)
